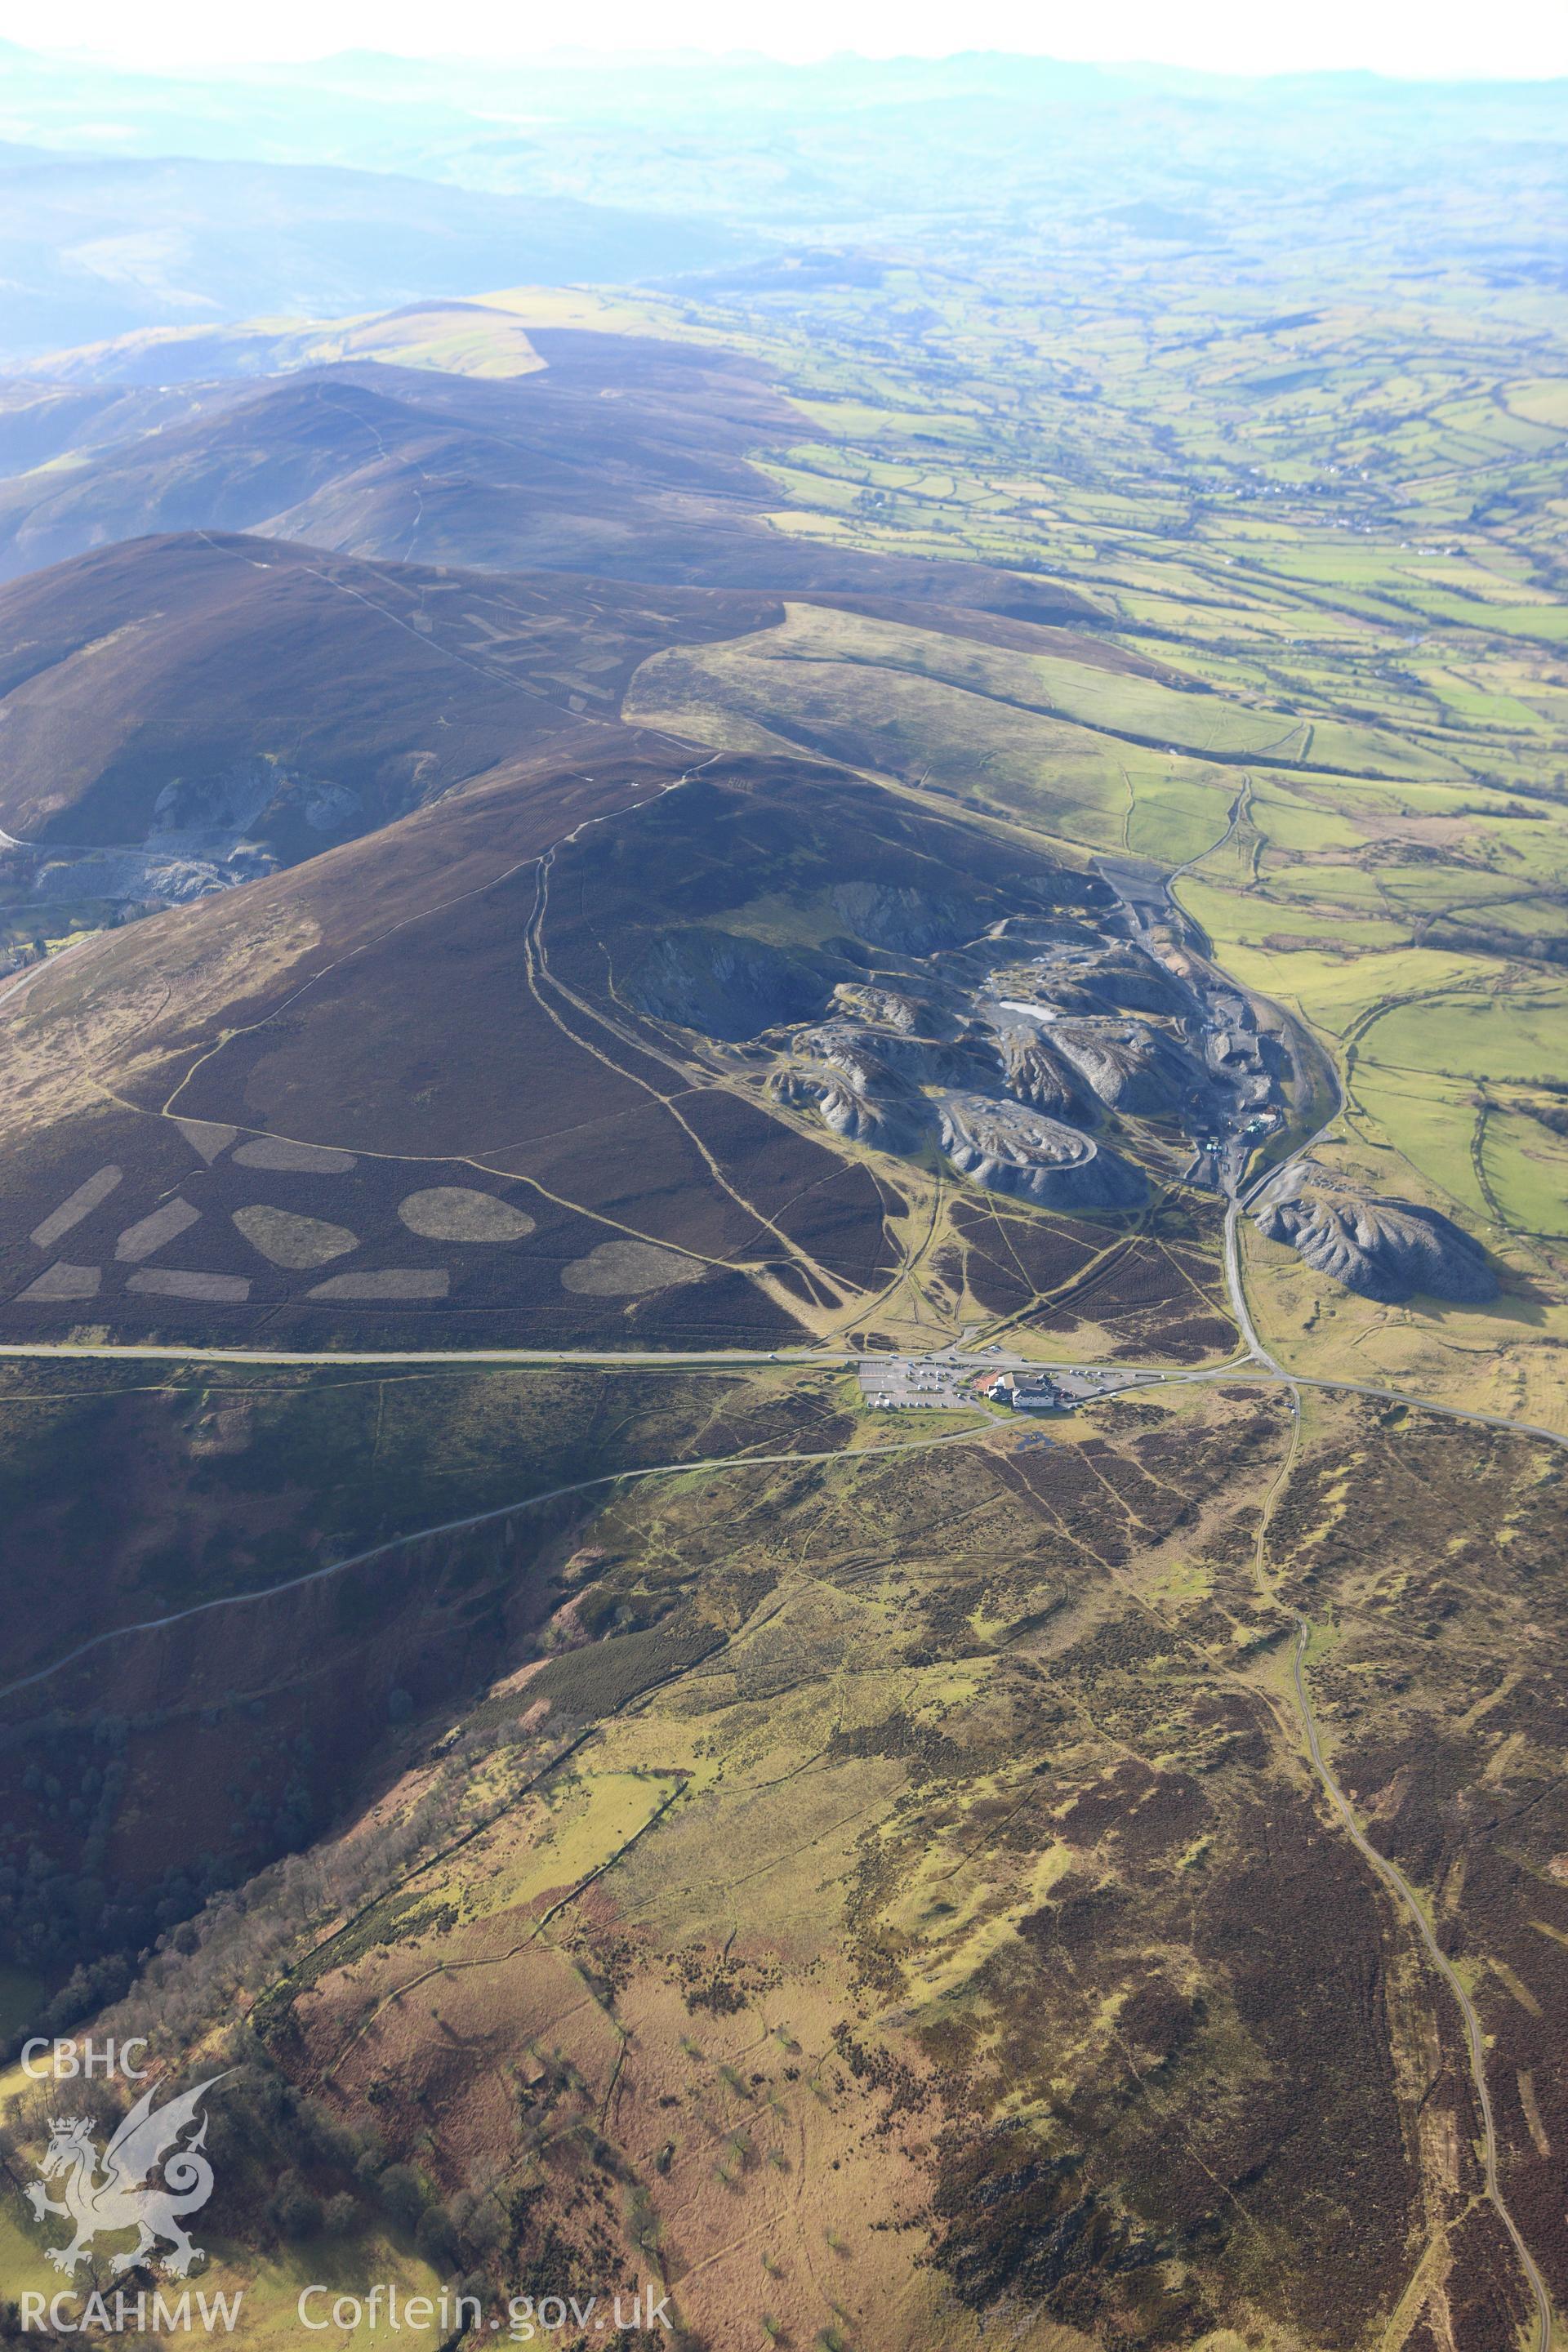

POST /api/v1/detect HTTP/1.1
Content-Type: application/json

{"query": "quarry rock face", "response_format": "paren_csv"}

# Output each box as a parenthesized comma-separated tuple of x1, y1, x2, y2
(797, 1021, 976, 1089)
(936, 1091, 1146, 1209)
(773, 1044, 929, 1150)
(775, 1069, 920, 1147)
(831, 982, 925, 1033)
(1040, 949, 1187, 1018)
(626, 927, 827, 1040)
(1252, 1162, 1497, 1303)
(826, 880, 978, 955)
(617, 795, 1284, 1226)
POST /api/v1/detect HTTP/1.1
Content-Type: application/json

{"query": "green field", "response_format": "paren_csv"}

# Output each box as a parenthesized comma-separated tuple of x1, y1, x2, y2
(627, 604, 1244, 858)
(1361, 987, 1568, 1088)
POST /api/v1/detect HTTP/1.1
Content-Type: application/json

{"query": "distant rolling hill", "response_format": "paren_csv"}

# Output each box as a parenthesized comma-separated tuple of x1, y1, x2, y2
(0, 328, 1098, 621)
(0, 518, 1138, 1356)
(0, 338, 787, 581)
(0, 372, 259, 479)
(0, 729, 1109, 1352)
(0, 143, 750, 364)
(0, 320, 1116, 1360)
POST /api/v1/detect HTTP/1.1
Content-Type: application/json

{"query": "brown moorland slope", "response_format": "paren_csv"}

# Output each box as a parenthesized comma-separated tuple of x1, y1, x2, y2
(0, 529, 779, 851)
(0, 499, 1214, 1358)
(1, 283, 1560, 2352)
(0, 749, 906, 1348)
(0, 334, 1098, 620)
(11, 1380, 1559, 2352)
(0, 738, 1218, 1349)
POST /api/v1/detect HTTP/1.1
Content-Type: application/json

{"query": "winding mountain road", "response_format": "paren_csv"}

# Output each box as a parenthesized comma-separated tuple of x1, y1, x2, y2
(1213, 1007, 1556, 2352)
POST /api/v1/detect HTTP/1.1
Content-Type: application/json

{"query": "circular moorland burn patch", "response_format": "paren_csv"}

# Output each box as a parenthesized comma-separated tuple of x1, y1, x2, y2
(397, 1187, 537, 1243)
(560, 1239, 707, 1295)
(232, 1205, 359, 1270)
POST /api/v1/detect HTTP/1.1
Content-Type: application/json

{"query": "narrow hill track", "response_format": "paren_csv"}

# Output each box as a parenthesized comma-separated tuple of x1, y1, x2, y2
(0, 753, 1559, 2341)
(0, 1416, 994, 1708)
(1229, 1073, 1556, 2352)
(1287, 1614, 1554, 2352)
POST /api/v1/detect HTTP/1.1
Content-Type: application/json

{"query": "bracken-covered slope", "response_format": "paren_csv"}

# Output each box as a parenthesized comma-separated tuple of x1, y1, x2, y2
(2, 1369, 1564, 2352)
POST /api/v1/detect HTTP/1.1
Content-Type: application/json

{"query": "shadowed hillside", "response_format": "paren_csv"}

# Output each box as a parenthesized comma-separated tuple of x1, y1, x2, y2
(0, 531, 777, 853)
(0, 334, 1100, 621)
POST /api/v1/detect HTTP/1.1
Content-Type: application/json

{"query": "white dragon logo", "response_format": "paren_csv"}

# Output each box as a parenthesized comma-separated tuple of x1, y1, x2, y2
(24, 2075, 229, 2278)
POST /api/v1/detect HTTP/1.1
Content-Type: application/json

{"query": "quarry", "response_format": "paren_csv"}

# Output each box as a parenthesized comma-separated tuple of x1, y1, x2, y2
(770, 885, 1299, 1228)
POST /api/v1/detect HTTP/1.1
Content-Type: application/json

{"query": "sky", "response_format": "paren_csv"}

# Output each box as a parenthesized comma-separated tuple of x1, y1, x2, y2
(5, 0, 1568, 75)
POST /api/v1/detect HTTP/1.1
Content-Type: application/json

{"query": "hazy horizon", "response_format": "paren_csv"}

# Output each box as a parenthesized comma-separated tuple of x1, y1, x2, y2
(3, 2, 1567, 79)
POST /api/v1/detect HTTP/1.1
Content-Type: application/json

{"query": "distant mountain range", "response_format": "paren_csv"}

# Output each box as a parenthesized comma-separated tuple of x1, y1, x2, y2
(0, 42, 1562, 358)
(0, 139, 750, 363)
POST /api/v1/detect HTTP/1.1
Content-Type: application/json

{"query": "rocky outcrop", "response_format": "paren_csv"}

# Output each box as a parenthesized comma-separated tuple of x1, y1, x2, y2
(831, 982, 927, 1033)
(993, 941, 1188, 1020)
(749, 854, 1292, 1213)
(826, 882, 978, 955)
(1252, 1163, 1497, 1304)
(798, 1020, 983, 1090)
(1049, 950, 1187, 1018)
(625, 928, 827, 1040)
(27, 844, 277, 905)
(774, 1027, 932, 1150)
(773, 1061, 926, 1150)
(936, 1091, 1146, 1210)
(1082, 950, 1190, 1016)
(0, 755, 363, 911)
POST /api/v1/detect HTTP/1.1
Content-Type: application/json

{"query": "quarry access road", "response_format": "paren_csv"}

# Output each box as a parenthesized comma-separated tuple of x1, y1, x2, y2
(1184, 872, 1554, 2349)
(1244, 1388, 1555, 2352)
(1220, 1200, 1280, 1371)
(1218, 1065, 1348, 1378)
(1, 1358, 1557, 2344)
(1187, 1364, 1568, 1453)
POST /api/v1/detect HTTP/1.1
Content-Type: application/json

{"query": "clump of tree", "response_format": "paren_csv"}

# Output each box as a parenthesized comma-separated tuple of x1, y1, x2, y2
(0, 1711, 320, 2044)
(8, 1717, 516, 2060)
